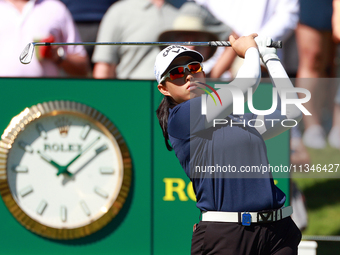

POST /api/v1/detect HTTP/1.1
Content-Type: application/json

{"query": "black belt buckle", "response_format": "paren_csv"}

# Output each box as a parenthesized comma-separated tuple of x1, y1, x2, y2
(257, 210, 275, 223)
(242, 212, 251, 226)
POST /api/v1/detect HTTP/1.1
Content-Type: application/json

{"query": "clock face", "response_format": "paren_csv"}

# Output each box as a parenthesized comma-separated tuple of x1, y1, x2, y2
(0, 101, 132, 239)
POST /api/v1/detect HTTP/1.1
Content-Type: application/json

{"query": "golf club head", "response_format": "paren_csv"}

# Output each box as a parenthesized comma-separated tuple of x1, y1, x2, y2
(19, 43, 35, 64)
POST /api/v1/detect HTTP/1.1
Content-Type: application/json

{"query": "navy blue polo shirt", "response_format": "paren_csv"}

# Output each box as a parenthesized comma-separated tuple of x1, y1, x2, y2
(168, 96, 285, 212)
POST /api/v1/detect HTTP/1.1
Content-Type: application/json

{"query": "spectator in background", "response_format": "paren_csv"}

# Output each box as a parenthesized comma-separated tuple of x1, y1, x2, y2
(296, 0, 340, 149)
(330, 0, 340, 149)
(333, 0, 340, 43)
(330, 87, 340, 149)
(92, 0, 178, 80)
(157, 1, 235, 80)
(193, 0, 299, 77)
(166, 0, 186, 8)
(59, 0, 118, 70)
(194, 0, 299, 43)
(0, 0, 90, 77)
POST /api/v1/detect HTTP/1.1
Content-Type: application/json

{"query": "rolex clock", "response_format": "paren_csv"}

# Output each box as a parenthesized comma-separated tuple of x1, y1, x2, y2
(0, 101, 132, 239)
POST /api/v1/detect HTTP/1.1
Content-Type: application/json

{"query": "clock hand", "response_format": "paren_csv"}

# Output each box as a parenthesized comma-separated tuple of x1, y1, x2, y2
(37, 151, 73, 177)
(58, 136, 101, 176)
(62, 144, 108, 185)
(94, 144, 108, 155)
(74, 144, 108, 176)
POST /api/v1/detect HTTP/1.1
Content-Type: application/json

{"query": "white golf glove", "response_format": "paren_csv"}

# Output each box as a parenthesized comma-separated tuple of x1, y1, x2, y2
(255, 37, 280, 64)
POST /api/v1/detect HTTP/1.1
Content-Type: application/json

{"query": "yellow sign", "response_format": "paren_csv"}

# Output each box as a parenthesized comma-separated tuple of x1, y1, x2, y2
(163, 178, 196, 201)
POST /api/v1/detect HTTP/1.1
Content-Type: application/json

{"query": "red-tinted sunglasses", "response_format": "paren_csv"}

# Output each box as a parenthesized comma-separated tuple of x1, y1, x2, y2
(160, 61, 203, 83)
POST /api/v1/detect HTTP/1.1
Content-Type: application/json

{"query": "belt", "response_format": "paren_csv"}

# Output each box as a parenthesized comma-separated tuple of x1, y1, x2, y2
(201, 206, 293, 226)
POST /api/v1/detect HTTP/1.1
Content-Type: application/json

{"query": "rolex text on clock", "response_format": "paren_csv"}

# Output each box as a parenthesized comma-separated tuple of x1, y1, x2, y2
(0, 101, 132, 239)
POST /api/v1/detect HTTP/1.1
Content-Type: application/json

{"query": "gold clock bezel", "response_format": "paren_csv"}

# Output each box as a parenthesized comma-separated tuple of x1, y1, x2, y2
(0, 100, 132, 240)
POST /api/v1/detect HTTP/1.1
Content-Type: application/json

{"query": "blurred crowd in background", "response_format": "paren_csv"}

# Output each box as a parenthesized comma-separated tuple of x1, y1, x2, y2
(1, 0, 340, 231)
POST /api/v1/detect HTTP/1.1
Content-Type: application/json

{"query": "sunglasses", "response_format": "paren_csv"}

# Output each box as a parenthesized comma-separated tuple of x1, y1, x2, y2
(160, 61, 203, 83)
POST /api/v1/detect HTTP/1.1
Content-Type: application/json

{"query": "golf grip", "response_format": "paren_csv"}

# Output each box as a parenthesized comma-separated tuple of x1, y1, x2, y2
(209, 40, 282, 48)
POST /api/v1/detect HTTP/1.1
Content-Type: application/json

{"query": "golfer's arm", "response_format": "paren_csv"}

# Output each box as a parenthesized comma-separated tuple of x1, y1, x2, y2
(255, 59, 302, 140)
(205, 47, 261, 126)
(60, 54, 90, 77)
(93, 62, 117, 79)
(209, 32, 239, 79)
(209, 47, 237, 79)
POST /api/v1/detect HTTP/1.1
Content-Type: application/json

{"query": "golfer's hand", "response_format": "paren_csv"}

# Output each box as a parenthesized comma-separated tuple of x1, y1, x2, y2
(255, 37, 280, 64)
(229, 33, 258, 58)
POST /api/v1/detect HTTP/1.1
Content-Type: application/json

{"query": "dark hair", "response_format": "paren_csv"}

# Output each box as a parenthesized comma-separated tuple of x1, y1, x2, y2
(156, 95, 178, 151)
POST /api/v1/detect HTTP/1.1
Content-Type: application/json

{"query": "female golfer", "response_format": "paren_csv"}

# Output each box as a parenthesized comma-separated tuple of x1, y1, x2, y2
(154, 34, 302, 255)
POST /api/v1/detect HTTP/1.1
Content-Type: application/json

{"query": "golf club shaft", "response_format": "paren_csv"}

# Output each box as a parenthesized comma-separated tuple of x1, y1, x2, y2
(19, 40, 282, 65)
(31, 40, 282, 48)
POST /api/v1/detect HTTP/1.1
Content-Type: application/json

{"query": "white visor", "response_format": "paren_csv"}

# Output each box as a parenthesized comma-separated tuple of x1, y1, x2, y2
(154, 45, 203, 83)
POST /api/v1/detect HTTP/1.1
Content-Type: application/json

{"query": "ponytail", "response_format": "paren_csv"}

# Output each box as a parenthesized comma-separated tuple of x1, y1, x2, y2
(156, 96, 178, 151)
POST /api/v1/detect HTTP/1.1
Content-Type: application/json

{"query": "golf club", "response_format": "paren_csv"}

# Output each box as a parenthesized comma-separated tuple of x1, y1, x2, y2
(19, 40, 282, 64)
